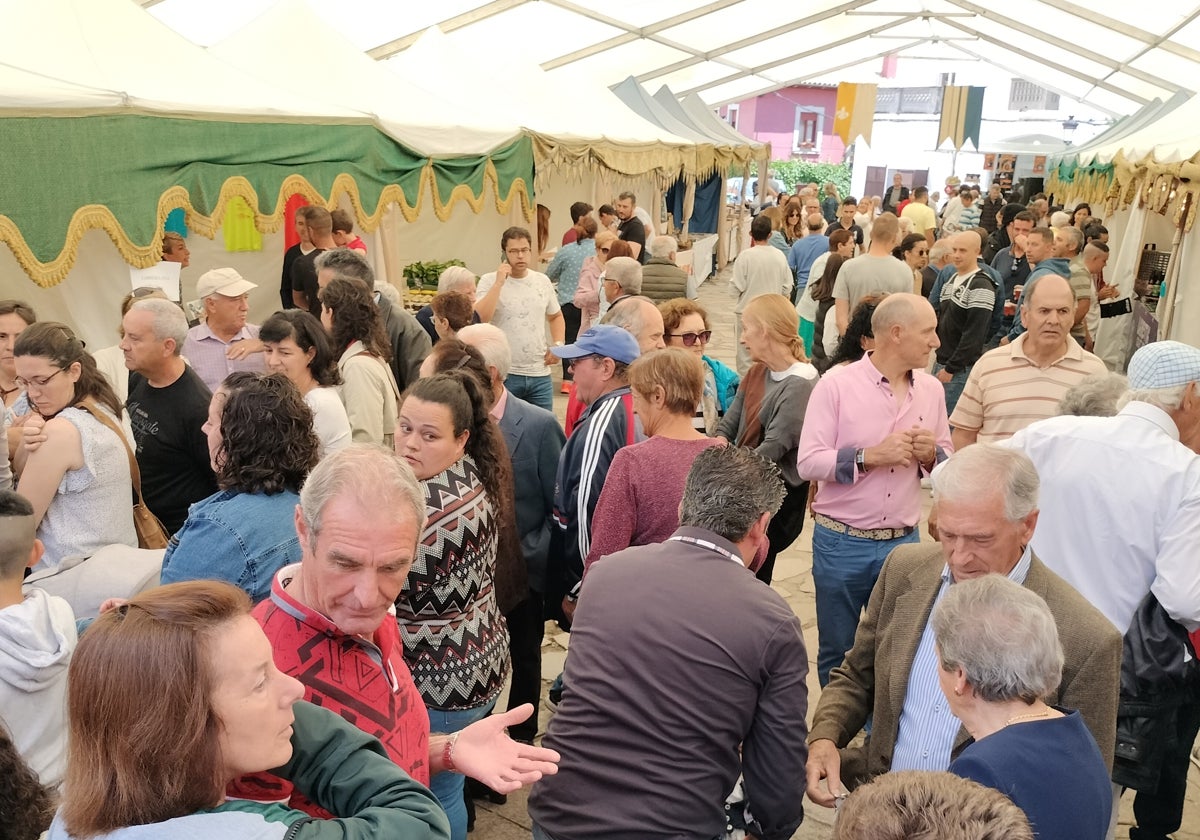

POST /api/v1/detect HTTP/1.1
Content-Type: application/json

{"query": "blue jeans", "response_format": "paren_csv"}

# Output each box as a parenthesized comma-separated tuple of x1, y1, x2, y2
(812, 522, 920, 686)
(505, 373, 554, 412)
(428, 699, 497, 840)
(932, 362, 971, 417)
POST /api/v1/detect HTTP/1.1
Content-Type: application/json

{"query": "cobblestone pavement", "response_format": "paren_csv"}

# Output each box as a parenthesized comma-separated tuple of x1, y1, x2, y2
(473, 266, 1199, 839)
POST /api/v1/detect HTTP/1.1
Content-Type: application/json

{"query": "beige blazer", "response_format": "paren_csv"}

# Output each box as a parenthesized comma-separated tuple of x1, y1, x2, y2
(337, 340, 399, 448)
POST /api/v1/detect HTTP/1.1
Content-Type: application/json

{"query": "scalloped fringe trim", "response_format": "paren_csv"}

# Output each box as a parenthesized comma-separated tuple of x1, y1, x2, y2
(1, 162, 531, 288)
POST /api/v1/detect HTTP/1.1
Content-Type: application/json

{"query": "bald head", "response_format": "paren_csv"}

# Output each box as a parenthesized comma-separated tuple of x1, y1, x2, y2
(872, 293, 932, 334)
(1024, 272, 1074, 308)
(949, 231, 981, 272)
(602, 295, 665, 352)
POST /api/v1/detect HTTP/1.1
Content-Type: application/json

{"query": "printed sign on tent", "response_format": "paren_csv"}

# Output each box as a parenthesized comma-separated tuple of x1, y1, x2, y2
(129, 261, 181, 301)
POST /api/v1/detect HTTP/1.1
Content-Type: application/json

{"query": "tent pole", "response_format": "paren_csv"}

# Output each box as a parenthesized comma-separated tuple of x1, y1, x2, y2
(1157, 192, 1190, 339)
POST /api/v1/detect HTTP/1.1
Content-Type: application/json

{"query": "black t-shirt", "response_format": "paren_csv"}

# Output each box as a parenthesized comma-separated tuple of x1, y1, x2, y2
(280, 243, 308, 310)
(127, 367, 218, 535)
(618, 216, 647, 264)
(290, 248, 325, 317)
(830, 221, 864, 248)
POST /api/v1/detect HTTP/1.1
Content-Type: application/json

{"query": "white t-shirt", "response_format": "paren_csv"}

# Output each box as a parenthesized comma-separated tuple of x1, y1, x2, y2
(305, 386, 352, 458)
(477, 269, 561, 377)
(634, 206, 655, 238)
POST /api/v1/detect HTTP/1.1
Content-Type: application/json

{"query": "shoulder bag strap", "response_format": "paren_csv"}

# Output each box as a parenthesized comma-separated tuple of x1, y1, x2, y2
(73, 400, 147, 503)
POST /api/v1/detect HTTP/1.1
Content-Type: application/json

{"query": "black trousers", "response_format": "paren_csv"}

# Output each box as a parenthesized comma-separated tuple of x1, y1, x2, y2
(1130, 685, 1200, 839)
(560, 303, 582, 381)
(504, 591, 545, 742)
(756, 481, 810, 585)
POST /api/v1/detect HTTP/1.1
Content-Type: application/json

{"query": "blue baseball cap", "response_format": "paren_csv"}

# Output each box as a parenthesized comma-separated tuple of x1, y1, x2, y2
(1127, 340, 1200, 390)
(551, 324, 641, 365)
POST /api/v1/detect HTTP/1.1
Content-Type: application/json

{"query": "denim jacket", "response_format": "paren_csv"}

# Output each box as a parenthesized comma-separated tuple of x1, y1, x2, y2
(160, 489, 302, 603)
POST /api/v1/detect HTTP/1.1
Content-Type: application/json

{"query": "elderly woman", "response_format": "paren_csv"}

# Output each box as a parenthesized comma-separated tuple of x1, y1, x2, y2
(933, 575, 1111, 840)
(584, 349, 724, 572)
(429, 291, 476, 343)
(13, 323, 135, 571)
(160, 372, 319, 603)
(659, 298, 738, 434)
(574, 229, 616, 333)
(48, 580, 450, 839)
(716, 294, 818, 583)
(320, 277, 399, 447)
(260, 309, 351, 457)
(394, 371, 517, 840)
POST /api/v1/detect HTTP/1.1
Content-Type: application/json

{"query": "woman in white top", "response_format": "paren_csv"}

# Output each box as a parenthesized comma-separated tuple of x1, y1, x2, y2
(320, 278, 399, 448)
(260, 310, 351, 458)
(13, 322, 135, 571)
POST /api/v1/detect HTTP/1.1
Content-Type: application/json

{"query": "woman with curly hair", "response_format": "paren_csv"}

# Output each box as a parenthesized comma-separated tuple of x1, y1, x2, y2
(319, 277, 398, 447)
(827, 294, 884, 369)
(13, 322, 135, 571)
(159, 372, 319, 603)
(260, 309, 350, 458)
(394, 370, 516, 840)
(0, 725, 53, 840)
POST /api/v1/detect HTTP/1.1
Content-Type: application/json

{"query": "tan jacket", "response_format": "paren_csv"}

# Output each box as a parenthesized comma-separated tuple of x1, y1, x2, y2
(337, 340, 399, 448)
(808, 543, 1122, 786)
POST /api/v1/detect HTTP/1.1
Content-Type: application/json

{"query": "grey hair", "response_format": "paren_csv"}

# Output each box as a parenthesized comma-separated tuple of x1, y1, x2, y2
(931, 444, 1039, 522)
(314, 247, 374, 287)
(1056, 225, 1083, 253)
(601, 294, 655, 339)
(437, 266, 477, 294)
(130, 298, 187, 355)
(928, 240, 950, 263)
(679, 446, 785, 542)
(458, 322, 512, 381)
(604, 256, 642, 295)
(1119, 384, 1189, 414)
(617, 191, 636, 204)
(298, 444, 426, 546)
(1058, 372, 1128, 417)
(648, 235, 677, 259)
(932, 575, 1064, 703)
(1049, 210, 1071, 228)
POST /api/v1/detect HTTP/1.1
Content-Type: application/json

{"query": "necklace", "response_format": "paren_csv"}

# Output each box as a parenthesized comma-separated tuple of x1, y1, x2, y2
(1006, 709, 1053, 726)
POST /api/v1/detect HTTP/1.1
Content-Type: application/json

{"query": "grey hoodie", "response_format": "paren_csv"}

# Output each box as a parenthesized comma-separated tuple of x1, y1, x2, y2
(0, 587, 76, 788)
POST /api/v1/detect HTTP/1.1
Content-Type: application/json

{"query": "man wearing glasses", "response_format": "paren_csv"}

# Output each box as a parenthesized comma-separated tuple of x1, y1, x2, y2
(475, 226, 566, 412)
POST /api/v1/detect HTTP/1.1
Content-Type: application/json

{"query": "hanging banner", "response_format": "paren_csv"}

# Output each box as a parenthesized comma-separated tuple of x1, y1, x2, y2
(938, 86, 986, 151)
(834, 82, 879, 146)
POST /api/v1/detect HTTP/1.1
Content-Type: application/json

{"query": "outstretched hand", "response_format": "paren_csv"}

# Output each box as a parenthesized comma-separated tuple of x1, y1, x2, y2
(453, 704, 560, 794)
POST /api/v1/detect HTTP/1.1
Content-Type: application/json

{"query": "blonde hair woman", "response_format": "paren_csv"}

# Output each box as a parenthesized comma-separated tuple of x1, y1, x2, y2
(715, 295, 818, 583)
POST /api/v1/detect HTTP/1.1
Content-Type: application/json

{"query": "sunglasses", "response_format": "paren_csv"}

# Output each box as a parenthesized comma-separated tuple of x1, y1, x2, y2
(668, 330, 712, 347)
(600, 247, 610, 254)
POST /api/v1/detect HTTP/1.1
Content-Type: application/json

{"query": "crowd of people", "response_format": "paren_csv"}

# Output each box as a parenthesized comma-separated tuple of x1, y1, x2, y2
(0, 181, 1197, 840)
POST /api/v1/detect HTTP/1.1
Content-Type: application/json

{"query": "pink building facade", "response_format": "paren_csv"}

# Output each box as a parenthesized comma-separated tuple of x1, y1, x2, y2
(720, 85, 847, 163)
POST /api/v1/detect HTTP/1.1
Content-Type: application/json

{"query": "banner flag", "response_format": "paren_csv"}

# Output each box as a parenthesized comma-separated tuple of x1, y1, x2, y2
(938, 85, 986, 150)
(834, 82, 878, 146)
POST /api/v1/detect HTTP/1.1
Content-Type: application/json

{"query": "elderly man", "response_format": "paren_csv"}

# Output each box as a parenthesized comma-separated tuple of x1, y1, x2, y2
(529, 446, 809, 840)
(548, 325, 641, 624)
(600, 255, 642, 315)
(833, 213, 913, 335)
(951, 274, 1106, 448)
(416, 266, 480, 345)
(930, 232, 998, 414)
(1004, 227, 1068, 344)
(1004, 340, 1200, 840)
(797, 294, 952, 685)
(732, 215, 792, 375)
(1082, 241, 1111, 351)
(476, 226, 565, 412)
(316, 247, 431, 392)
(122, 298, 217, 534)
(459, 323, 565, 743)
(182, 268, 266, 392)
(640, 236, 689, 302)
(806, 444, 1121, 809)
(1051, 225, 1096, 348)
(881, 173, 908, 214)
(233, 444, 557, 823)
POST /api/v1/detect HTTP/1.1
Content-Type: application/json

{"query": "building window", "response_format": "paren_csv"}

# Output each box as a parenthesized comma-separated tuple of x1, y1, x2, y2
(1009, 79, 1060, 111)
(725, 103, 739, 129)
(794, 106, 824, 153)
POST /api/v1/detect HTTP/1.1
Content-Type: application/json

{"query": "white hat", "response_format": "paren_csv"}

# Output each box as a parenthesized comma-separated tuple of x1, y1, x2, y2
(196, 268, 257, 299)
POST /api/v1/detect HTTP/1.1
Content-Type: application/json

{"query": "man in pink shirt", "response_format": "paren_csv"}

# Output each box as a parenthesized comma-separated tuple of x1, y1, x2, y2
(797, 293, 952, 685)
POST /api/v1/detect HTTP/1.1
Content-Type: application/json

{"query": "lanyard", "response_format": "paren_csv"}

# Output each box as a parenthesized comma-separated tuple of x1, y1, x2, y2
(667, 535, 744, 566)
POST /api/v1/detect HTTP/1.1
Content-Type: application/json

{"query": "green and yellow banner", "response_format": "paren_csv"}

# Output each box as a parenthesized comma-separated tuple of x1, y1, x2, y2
(938, 86, 985, 151)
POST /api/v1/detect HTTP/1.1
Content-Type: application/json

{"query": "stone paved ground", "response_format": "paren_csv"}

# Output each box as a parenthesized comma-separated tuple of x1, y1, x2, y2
(472, 266, 1199, 839)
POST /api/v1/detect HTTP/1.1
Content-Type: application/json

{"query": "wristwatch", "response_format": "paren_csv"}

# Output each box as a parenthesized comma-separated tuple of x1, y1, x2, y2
(855, 448, 868, 473)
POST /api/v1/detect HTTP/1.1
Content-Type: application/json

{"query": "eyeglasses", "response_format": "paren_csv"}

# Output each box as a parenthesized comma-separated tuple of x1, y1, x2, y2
(599, 247, 610, 254)
(567, 354, 605, 369)
(668, 330, 712, 347)
(505, 247, 532, 256)
(16, 368, 66, 390)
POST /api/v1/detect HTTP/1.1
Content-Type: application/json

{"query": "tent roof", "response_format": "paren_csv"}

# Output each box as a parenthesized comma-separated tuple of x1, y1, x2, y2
(144, 0, 1200, 120)
(4, 0, 365, 120)
(208, 0, 519, 154)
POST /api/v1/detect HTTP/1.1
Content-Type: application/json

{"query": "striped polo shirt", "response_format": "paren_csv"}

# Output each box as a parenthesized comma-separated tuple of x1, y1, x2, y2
(949, 333, 1108, 442)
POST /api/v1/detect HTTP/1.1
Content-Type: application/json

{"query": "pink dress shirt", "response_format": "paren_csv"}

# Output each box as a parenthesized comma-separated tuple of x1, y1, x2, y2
(797, 354, 952, 530)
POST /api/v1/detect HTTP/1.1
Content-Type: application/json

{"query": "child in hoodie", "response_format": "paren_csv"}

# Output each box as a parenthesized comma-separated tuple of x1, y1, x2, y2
(0, 489, 76, 789)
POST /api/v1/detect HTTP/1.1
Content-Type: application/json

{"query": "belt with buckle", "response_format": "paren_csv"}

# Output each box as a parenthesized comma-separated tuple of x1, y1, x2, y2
(814, 513, 914, 541)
